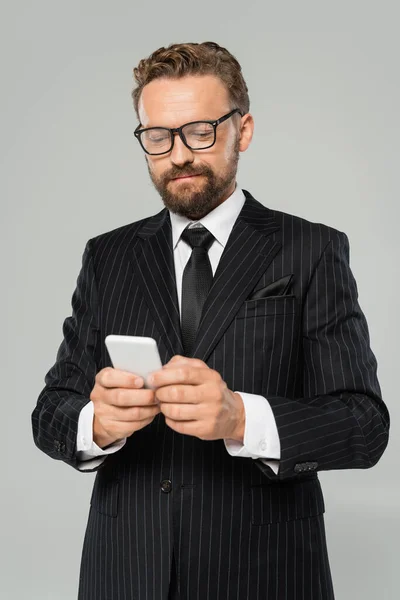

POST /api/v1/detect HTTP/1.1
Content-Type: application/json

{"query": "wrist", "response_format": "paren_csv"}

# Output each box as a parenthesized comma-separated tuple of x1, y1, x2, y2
(93, 415, 118, 449)
(230, 392, 245, 443)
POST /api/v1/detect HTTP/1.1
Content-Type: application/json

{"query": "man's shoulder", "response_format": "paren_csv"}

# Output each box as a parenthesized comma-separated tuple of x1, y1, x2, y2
(251, 202, 347, 254)
(244, 190, 347, 245)
(277, 207, 346, 242)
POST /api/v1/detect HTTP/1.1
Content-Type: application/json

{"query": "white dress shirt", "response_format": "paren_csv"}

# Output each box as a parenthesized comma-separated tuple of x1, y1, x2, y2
(75, 184, 281, 474)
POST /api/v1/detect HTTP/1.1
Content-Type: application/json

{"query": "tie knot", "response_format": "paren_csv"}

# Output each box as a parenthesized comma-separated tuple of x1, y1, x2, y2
(181, 224, 215, 251)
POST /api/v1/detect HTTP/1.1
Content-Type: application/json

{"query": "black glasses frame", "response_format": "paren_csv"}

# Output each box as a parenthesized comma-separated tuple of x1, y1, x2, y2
(133, 108, 243, 155)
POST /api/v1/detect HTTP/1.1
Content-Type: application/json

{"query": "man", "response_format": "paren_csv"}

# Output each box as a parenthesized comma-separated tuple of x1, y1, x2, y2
(32, 41, 390, 600)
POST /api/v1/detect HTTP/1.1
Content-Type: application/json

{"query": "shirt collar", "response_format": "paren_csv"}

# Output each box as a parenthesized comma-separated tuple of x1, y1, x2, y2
(169, 183, 246, 250)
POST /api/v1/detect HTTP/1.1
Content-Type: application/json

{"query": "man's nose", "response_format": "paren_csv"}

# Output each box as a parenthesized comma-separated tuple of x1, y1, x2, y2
(170, 133, 194, 166)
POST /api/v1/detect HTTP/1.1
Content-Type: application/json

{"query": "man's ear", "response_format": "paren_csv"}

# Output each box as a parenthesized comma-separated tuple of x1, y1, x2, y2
(238, 113, 254, 152)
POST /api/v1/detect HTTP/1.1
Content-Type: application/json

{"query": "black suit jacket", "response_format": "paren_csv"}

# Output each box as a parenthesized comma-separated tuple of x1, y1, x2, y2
(32, 189, 390, 600)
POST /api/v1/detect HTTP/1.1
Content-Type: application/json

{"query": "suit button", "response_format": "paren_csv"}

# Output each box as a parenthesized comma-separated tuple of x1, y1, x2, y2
(161, 479, 172, 493)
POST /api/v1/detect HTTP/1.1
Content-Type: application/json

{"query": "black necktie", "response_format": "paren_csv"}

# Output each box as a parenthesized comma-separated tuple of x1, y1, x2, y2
(180, 224, 215, 356)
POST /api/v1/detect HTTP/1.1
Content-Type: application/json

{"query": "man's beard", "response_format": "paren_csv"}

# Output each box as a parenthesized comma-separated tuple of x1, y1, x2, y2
(145, 137, 240, 220)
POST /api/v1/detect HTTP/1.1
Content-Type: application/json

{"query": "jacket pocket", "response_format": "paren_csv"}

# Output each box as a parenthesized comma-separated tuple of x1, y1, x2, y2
(250, 478, 325, 525)
(235, 295, 296, 319)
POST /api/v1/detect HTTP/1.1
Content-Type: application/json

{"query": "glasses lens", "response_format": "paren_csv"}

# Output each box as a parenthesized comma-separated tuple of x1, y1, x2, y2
(140, 129, 172, 154)
(182, 122, 215, 149)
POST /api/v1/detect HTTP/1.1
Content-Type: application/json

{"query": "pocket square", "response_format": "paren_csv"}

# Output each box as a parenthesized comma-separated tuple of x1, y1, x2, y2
(247, 274, 294, 300)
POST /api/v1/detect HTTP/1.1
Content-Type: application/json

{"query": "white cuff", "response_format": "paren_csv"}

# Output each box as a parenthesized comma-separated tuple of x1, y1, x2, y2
(224, 392, 281, 474)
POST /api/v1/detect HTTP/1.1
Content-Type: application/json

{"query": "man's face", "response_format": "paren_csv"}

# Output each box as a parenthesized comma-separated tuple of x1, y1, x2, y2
(137, 75, 253, 219)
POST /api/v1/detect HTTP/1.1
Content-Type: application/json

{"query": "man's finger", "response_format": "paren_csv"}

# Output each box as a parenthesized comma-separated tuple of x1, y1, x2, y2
(164, 417, 202, 437)
(159, 391, 201, 413)
(164, 356, 206, 369)
(156, 383, 202, 404)
(98, 367, 143, 389)
(148, 365, 214, 388)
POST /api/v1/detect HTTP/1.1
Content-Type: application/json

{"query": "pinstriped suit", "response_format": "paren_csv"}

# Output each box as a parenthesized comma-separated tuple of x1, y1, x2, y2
(32, 189, 390, 599)
(74, 186, 281, 475)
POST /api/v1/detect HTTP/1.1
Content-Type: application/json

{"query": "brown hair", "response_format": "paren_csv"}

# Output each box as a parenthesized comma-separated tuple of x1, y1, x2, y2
(131, 41, 250, 121)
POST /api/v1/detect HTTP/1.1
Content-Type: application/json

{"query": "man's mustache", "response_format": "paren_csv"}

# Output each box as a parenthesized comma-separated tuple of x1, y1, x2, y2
(166, 169, 209, 181)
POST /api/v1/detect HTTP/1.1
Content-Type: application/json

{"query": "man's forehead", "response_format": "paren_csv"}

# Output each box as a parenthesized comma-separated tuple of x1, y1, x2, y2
(138, 75, 230, 126)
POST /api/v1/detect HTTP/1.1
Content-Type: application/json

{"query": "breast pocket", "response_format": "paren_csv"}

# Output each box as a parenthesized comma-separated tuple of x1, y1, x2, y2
(250, 478, 325, 525)
(235, 295, 296, 319)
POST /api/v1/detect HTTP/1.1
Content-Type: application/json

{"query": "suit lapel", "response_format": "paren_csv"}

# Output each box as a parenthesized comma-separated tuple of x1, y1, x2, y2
(131, 209, 184, 361)
(193, 190, 281, 362)
(130, 190, 281, 364)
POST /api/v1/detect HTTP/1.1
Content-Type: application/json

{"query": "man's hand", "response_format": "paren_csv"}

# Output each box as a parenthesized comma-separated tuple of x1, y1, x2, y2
(90, 368, 161, 448)
(147, 355, 245, 442)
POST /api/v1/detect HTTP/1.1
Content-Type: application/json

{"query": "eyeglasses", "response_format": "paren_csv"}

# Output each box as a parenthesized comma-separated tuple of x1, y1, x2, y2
(133, 108, 243, 155)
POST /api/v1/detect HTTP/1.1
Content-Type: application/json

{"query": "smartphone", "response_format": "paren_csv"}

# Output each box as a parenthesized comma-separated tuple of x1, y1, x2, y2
(105, 335, 163, 389)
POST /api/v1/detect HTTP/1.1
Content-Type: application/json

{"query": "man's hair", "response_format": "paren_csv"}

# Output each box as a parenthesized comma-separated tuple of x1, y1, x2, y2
(131, 41, 250, 121)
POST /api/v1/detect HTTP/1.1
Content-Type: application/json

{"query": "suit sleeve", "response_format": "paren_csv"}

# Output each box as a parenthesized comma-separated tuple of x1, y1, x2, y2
(255, 230, 390, 481)
(31, 239, 107, 473)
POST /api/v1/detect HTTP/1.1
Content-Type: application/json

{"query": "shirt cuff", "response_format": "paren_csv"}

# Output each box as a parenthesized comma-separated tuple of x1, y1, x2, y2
(224, 392, 281, 466)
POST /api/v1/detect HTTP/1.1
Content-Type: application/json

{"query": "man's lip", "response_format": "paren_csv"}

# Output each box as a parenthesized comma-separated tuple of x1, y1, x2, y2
(172, 174, 201, 180)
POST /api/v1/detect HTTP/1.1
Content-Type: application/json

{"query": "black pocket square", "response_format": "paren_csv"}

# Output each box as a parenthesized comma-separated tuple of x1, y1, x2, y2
(247, 274, 294, 300)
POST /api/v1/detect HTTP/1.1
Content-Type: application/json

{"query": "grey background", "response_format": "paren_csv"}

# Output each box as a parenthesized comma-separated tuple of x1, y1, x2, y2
(1, 1, 398, 598)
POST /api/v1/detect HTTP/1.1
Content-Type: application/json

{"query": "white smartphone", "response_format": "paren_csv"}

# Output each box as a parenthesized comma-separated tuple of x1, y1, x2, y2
(105, 335, 163, 389)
